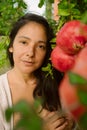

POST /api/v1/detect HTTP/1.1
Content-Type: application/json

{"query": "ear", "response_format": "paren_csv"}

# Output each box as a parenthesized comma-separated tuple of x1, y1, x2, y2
(9, 47, 13, 53)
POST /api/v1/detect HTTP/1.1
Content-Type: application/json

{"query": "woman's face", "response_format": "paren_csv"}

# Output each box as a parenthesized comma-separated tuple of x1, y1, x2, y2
(9, 22, 47, 74)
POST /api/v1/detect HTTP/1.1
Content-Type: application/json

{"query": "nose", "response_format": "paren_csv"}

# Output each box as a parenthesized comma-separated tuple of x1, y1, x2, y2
(26, 44, 35, 57)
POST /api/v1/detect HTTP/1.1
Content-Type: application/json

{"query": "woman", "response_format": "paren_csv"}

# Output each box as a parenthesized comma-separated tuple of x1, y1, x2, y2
(0, 13, 76, 130)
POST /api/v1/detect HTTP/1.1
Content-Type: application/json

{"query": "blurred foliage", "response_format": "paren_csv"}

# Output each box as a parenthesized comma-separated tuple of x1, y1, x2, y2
(5, 100, 43, 130)
(0, 0, 27, 36)
(68, 71, 87, 86)
(69, 71, 87, 129)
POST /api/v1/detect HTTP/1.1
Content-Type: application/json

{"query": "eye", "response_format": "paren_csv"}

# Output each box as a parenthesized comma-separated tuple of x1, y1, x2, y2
(22, 41, 27, 44)
(19, 40, 27, 45)
(38, 44, 46, 50)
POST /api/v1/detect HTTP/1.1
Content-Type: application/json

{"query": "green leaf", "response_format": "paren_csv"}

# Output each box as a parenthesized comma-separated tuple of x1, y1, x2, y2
(68, 71, 87, 86)
(5, 100, 43, 130)
(15, 116, 42, 130)
(78, 89, 87, 105)
(42, 63, 53, 78)
(12, 100, 31, 115)
(5, 100, 32, 121)
(5, 108, 13, 121)
(58, 0, 70, 16)
(38, 0, 44, 8)
(58, 9, 70, 16)
(84, 0, 87, 2)
(81, 11, 87, 24)
(79, 112, 87, 129)
(51, 38, 56, 43)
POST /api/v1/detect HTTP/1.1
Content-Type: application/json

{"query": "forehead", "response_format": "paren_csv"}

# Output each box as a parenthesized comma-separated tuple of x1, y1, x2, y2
(14, 22, 47, 42)
(17, 22, 46, 35)
(20, 21, 46, 31)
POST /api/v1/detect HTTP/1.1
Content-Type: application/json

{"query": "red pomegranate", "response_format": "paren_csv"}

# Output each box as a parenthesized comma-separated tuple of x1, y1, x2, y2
(51, 46, 75, 72)
(56, 20, 87, 55)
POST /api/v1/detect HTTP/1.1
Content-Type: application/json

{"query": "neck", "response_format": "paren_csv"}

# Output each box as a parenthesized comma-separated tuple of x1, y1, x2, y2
(8, 68, 36, 84)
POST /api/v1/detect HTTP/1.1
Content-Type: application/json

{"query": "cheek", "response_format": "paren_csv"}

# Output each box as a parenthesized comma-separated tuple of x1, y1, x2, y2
(12, 49, 22, 62)
(37, 52, 46, 64)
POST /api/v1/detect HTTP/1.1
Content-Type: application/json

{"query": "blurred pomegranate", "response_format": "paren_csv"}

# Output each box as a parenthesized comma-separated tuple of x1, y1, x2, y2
(59, 46, 87, 120)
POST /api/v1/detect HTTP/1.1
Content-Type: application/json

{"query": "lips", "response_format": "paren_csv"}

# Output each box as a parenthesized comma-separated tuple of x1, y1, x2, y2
(22, 60, 34, 66)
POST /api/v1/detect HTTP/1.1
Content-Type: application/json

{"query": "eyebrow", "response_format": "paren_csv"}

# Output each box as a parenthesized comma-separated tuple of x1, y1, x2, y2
(18, 36, 47, 44)
(18, 36, 30, 40)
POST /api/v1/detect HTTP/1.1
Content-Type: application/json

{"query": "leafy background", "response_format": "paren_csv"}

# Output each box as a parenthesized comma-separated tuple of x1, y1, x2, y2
(0, 0, 27, 74)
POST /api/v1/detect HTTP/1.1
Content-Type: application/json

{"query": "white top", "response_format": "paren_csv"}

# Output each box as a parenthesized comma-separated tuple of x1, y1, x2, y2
(0, 73, 13, 130)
